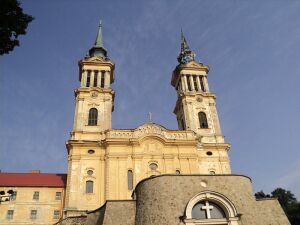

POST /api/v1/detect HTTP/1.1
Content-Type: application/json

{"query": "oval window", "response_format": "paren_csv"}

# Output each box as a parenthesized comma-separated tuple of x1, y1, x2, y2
(149, 163, 158, 171)
(88, 149, 95, 154)
(206, 151, 213, 156)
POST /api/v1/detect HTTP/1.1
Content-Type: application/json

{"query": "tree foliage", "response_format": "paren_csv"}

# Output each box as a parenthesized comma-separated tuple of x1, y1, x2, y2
(254, 190, 271, 199)
(271, 188, 297, 208)
(0, 0, 34, 55)
(255, 188, 300, 225)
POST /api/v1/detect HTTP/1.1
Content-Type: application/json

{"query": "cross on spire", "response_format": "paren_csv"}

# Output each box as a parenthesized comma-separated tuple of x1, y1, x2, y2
(148, 112, 153, 123)
(201, 201, 214, 219)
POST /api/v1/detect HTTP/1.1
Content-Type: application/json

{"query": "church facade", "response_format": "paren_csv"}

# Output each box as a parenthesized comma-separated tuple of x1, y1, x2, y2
(0, 24, 290, 225)
(64, 25, 231, 216)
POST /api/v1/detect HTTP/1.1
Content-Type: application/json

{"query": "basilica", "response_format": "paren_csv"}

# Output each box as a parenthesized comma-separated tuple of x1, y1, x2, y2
(0, 24, 290, 225)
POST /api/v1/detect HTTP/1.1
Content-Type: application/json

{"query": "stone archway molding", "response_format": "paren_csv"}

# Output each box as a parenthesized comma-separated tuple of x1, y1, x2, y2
(185, 191, 240, 225)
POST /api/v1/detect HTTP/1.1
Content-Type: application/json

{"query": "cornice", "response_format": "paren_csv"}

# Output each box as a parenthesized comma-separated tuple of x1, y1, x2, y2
(78, 56, 115, 68)
(202, 143, 231, 151)
(74, 87, 115, 96)
(105, 123, 197, 142)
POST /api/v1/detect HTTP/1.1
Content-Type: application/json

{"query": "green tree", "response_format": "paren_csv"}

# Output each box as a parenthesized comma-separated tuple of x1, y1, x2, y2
(255, 188, 300, 225)
(287, 202, 300, 225)
(254, 190, 271, 199)
(271, 188, 296, 209)
(0, 0, 34, 55)
(271, 188, 300, 225)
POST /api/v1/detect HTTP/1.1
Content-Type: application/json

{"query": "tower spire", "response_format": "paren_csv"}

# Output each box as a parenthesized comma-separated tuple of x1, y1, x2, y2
(177, 30, 196, 64)
(89, 20, 107, 58)
(94, 20, 103, 47)
(180, 29, 190, 52)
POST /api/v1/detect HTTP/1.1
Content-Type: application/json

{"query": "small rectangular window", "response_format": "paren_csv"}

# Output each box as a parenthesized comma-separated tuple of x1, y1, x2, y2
(101, 71, 105, 88)
(11, 191, 17, 201)
(6, 210, 14, 220)
(30, 210, 37, 220)
(33, 191, 39, 200)
(93, 71, 98, 87)
(193, 76, 198, 91)
(86, 71, 91, 87)
(86, 181, 94, 193)
(127, 170, 133, 190)
(53, 210, 60, 219)
(55, 192, 61, 200)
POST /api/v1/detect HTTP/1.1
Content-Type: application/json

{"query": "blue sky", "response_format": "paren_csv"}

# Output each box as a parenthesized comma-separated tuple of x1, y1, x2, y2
(1, 0, 300, 198)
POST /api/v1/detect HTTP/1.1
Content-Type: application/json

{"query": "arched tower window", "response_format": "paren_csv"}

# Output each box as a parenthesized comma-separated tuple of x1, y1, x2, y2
(127, 170, 133, 190)
(88, 108, 98, 125)
(198, 112, 208, 128)
(85, 180, 93, 193)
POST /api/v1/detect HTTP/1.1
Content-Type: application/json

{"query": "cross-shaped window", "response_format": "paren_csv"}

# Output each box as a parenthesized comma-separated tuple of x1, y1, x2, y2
(192, 200, 226, 219)
(201, 201, 214, 218)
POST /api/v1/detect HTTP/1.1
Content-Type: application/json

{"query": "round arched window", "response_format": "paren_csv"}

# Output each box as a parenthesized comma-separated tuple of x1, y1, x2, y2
(192, 200, 226, 219)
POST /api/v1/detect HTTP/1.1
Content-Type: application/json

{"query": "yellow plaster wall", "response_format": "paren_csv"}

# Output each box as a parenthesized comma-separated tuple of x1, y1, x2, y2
(65, 125, 231, 215)
(0, 187, 65, 225)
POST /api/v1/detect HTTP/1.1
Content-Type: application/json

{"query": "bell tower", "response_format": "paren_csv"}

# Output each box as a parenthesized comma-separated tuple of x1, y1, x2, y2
(172, 32, 223, 138)
(171, 32, 231, 175)
(65, 23, 115, 217)
(72, 22, 115, 134)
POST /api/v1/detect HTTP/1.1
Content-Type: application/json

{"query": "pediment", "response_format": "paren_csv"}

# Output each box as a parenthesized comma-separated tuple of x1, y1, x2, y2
(187, 61, 203, 68)
(134, 123, 167, 138)
(84, 56, 107, 63)
(79, 56, 115, 68)
(181, 61, 208, 70)
(136, 123, 167, 131)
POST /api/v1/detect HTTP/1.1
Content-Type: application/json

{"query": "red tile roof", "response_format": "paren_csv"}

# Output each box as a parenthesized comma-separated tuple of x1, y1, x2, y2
(0, 173, 67, 187)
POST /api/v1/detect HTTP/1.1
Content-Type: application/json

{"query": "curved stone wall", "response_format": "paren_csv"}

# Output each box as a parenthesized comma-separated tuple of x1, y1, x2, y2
(134, 174, 287, 225)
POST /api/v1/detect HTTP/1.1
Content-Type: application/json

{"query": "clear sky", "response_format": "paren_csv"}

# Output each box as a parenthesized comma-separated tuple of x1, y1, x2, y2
(1, 0, 300, 198)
